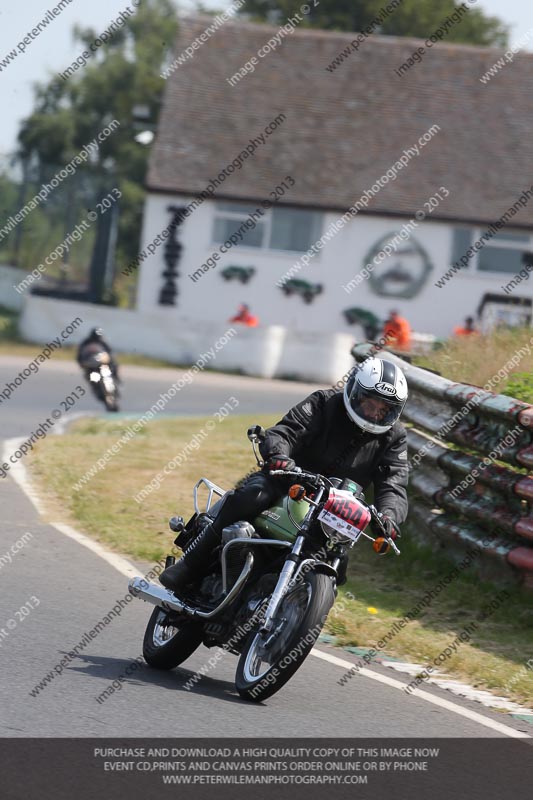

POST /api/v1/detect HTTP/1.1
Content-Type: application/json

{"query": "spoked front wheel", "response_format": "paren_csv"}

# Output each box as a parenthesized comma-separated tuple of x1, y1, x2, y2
(235, 571, 335, 702)
(142, 606, 203, 669)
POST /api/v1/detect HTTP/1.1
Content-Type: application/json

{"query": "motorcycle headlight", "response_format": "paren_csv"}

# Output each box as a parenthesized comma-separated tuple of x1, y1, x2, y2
(319, 520, 355, 546)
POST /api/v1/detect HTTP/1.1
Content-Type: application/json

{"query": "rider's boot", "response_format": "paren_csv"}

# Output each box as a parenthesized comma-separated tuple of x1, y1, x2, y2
(159, 522, 220, 593)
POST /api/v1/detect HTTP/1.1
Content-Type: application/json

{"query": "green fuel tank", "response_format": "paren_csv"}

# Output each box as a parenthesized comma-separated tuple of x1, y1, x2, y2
(252, 495, 309, 543)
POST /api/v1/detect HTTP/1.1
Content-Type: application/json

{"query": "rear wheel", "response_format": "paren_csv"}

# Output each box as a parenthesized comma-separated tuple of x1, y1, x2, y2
(142, 607, 203, 669)
(235, 571, 335, 702)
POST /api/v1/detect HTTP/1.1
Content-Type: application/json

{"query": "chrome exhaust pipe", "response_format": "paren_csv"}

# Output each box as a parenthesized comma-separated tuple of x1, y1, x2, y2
(129, 577, 190, 614)
(128, 551, 255, 620)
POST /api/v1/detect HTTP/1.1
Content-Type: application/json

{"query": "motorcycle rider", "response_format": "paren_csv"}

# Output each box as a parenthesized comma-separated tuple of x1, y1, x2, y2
(160, 357, 409, 593)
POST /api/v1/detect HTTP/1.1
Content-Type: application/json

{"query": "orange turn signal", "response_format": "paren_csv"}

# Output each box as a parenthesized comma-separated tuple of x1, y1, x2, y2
(373, 537, 391, 555)
(289, 484, 306, 501)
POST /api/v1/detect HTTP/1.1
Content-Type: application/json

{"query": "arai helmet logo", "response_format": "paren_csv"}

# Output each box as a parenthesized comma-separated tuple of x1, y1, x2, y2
(375, 381, 396, 396)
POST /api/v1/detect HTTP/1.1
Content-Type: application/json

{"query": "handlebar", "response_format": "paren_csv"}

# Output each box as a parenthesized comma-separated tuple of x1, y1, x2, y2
(268, 468, 331, 488)
(269, 468, 401, 555)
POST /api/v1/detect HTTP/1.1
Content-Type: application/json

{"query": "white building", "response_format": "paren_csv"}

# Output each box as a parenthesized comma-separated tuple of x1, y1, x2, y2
(136, 17, 533, 342)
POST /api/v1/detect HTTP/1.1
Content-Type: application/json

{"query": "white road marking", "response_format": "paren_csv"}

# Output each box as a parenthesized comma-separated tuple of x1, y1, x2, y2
(383, 661, 533, 716)
(311, 648, 529, 738)
(3, 437, 139, 580)
(4, 438, 47, 516)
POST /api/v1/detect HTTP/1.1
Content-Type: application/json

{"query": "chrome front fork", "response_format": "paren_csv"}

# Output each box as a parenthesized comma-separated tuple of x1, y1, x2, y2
(260, 484, 326, 634)
(261, 534, 305, 633)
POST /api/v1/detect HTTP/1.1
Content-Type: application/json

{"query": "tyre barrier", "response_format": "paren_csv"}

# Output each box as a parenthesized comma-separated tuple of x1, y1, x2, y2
(352, 343, 533, 588)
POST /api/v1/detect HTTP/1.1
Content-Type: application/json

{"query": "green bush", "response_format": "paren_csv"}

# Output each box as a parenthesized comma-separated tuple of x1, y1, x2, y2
(502, 372, 533, 404)
(0, 305, 20, 342)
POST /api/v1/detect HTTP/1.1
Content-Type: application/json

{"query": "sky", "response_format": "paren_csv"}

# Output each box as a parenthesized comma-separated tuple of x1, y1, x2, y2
(0, 0, 532, 158)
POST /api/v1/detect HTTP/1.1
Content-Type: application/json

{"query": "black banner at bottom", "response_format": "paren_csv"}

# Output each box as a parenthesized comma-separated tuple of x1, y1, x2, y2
(2, 738, 531, 799)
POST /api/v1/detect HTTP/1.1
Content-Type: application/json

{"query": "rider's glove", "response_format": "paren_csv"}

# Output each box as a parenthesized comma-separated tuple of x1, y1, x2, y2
(263, 455, 296, 473)
(379, 513, 401, 540)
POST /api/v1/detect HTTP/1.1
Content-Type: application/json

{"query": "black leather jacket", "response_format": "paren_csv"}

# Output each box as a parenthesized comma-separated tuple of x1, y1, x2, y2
(259, 389, 408, 526)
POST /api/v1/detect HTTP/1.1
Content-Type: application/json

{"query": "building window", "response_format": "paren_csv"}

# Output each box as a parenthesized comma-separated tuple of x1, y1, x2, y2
(451, 228, 473, 269)
(451, 228, 532, 275)
(212, 203, 266, 248)
(269, 207, 322, 252)
(212, 202, 322, 253)
(478, 233, 530, 274)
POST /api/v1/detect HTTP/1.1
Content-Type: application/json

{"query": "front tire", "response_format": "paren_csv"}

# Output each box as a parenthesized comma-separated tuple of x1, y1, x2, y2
(104, 392, 119, 412)
(235, 571, 335, 702)
(143, 607, 203, 669)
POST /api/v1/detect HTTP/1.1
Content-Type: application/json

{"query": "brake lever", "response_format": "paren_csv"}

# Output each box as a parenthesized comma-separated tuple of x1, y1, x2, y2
(388, 538, 401, 555)
(369, 505, 401, 555)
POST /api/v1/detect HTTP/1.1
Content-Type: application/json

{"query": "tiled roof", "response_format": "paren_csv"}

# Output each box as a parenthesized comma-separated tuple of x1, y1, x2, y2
(147, 16, 533, 227)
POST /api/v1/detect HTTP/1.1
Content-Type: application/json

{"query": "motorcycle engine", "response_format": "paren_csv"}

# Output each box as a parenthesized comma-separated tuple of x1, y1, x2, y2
(199, 574, 223, 599)
(221, 521, 255, 590)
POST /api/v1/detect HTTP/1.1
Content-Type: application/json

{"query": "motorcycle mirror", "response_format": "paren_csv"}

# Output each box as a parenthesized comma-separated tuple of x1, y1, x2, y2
(289, 484, 306, 501)
(169, 516, 185, 533)
(372, 537, 391, 555)
(247, 425, 266, 442)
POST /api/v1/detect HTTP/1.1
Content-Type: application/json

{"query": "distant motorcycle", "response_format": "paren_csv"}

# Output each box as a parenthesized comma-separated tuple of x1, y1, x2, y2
(79, 345, 119, 412)
(128, 426, 400, 702)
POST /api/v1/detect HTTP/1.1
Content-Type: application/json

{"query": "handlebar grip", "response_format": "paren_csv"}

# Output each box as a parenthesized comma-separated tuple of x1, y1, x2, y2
(269, 468, 303, 476)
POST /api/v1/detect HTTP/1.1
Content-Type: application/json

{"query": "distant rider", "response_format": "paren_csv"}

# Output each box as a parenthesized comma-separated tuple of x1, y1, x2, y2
(77, 327, 119, 382)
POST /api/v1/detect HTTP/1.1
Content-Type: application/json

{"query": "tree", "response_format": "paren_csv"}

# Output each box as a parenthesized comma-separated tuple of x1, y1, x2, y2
(16, 0, 178, 302)
(239, 0, 508, 46)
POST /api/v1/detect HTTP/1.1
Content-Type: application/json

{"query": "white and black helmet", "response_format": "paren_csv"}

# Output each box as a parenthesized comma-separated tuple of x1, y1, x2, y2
(343, 357, 408, 434)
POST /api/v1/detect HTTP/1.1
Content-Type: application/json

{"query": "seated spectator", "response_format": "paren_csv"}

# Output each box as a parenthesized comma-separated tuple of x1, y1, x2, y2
(383, 309, 411, 350)
(230, 303, 259, 327)
(453, 316, 478, 336)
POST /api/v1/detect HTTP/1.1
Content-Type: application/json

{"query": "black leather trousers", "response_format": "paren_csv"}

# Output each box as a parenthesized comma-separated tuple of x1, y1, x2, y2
(209, 471, 287, 534)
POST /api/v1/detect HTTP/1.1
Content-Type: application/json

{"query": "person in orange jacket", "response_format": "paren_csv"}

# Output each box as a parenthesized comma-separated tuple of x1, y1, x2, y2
(382, 310, 411, 350)
(453, 316, 478, 337)
(230, 303, 259, 327)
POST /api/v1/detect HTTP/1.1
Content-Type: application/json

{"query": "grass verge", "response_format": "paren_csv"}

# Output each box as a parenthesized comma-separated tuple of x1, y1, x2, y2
(413, 325, 533, 391)
(27, 412, 533, 709)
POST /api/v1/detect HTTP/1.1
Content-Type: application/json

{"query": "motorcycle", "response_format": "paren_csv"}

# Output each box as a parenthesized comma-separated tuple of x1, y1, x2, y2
(128, 426, 400, 702)
(80, 349, 120, 412)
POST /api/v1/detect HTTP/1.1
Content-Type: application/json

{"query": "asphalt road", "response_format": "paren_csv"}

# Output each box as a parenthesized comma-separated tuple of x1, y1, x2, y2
(0, 355, 324, 439)
(0, 356, 530, 738)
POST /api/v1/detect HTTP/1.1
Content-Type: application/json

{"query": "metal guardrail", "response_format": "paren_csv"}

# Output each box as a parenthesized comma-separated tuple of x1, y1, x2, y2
(351, 343, 533, 588)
